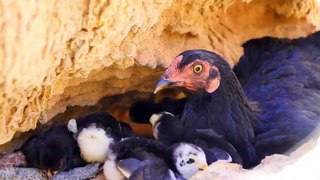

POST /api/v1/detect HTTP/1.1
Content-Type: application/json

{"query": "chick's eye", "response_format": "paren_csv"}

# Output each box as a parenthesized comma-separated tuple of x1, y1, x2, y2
(193, 64, 203, 74)
(187, 158, 195, 164)
(106, 128, 111, 134)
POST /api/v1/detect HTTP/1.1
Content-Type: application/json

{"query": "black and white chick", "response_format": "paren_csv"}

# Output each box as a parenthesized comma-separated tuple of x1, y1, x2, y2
(166, 142, 208, 179)
(20, 124, 85, 175)
(150, 112, 243, 165)
(103, 137, 208, 180)
(67, 112, 134, 163)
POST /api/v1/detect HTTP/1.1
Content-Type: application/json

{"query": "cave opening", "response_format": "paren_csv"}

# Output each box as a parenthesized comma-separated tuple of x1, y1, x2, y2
(0, 88, 186, 153)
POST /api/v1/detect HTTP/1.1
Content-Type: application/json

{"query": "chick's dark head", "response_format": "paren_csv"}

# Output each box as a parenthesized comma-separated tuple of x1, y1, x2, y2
(149, 112, 184, 145)
(154, 50, 232, 94)
(39, 138, 70, 171)
(76, 112, 118, 134)
(129, 100, 162, 123)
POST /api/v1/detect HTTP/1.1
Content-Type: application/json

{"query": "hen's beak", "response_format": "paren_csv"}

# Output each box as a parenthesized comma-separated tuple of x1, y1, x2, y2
(198, 164, 208, 171)
(154, 78, 176, 94)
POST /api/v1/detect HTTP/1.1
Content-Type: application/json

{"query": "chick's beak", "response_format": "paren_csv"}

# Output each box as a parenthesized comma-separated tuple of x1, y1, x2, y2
(154, 77, 176, 94)
(198, 164, 208, 171)
(47, 169, 57, 177)
(149, 114, 160, 126)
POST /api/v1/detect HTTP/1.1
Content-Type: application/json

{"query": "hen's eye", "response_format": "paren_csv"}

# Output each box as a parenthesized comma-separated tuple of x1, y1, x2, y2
(187, 158, 195, 164)
(193, 64, 203, 74)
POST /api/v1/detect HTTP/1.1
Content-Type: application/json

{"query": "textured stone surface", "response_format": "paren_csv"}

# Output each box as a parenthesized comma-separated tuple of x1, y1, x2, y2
(191, 135, 320, 180)
(0, 151, 26, 168)
(0, 167, 46, 180)
(52, 163, 102, 180)
(0, 0, 320, 144)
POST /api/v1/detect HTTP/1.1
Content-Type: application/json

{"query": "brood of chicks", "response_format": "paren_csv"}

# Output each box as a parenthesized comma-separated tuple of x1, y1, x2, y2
(9, 32, 320, 179)
(19, 111, 235, 179)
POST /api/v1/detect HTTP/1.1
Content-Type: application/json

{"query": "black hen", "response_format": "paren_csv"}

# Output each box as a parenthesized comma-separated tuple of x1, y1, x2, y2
(154, 31, 320, 168)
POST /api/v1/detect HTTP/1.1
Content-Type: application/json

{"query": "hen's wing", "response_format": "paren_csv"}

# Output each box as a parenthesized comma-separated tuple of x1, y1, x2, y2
(234, 32, 320, 157)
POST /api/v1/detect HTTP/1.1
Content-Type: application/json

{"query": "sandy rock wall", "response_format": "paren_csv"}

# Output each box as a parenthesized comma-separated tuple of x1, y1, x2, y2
(191, 130, 320, 180)
(0, 0, 320, 144)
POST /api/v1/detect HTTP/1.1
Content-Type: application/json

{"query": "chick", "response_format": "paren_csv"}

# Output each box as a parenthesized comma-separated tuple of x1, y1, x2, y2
(150, 112, 243, 165)
(20, 124, 85, 174)
(103, 137, 208, 180)
(67, 112, 134, 163)
(168, 143, 208, 179)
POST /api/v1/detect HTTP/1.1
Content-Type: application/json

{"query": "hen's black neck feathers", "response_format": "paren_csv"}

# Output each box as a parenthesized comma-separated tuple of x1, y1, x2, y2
(182, 71, 259, 139)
